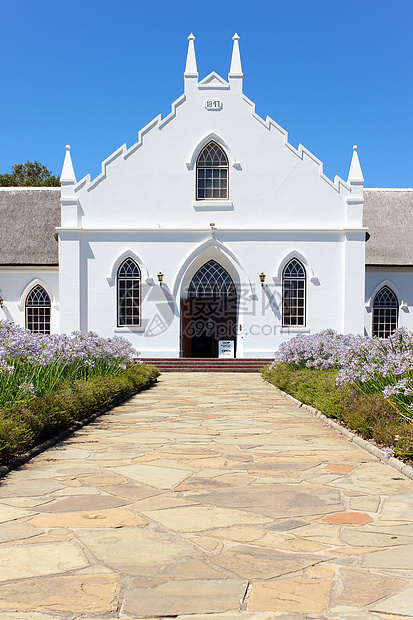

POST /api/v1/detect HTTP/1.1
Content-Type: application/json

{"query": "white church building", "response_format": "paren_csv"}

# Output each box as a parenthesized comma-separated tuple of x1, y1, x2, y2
(1, 35, 412, 358)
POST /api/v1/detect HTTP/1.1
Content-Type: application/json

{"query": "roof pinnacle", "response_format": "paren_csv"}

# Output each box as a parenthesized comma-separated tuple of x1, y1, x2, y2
(61, 144, 76, 185)
(348, 144, 364, 184)
(184, 32, 198, 77)
(229, 32, 243, 77)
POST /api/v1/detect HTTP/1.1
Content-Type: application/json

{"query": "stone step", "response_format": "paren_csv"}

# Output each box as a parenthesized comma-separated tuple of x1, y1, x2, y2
(138, 358, 273, 372)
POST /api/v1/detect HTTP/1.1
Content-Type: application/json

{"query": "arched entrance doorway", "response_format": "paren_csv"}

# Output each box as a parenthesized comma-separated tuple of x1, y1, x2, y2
(181, 260, 237, 358)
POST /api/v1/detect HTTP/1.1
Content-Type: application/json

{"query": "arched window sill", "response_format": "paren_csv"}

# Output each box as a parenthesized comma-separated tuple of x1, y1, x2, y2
(193, 201, 233, 211)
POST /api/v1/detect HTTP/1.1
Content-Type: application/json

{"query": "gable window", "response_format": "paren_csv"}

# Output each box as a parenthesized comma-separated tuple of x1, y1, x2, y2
(372, 286, 398, 338)
(282, 259, 306, 327)
(196, 141, 228, 200)
(117, 258, 141, 326)
(26, 285, 51, 334)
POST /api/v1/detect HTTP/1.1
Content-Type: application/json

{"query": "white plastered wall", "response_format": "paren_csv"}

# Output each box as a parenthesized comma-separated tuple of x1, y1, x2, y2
(0, 267, 60, 333)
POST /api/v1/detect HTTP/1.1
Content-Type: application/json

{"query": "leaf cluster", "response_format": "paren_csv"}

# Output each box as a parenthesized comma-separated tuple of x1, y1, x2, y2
(0, 161, 60, 186)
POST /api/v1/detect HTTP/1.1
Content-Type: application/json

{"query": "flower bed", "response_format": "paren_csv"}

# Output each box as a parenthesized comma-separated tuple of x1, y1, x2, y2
(264, 329, 413, 462)
(0, 321, 136, 409)
(0, 321, 160, 464)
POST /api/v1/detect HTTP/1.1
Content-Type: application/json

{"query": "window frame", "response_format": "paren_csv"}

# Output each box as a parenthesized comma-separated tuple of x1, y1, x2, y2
(196, 141, 229, 201)
(282, 259, 306, 327)
(25, 285, 51, 334)
(117, 258, 141, 328)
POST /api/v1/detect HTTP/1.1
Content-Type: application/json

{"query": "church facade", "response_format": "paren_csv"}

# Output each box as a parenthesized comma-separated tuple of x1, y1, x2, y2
(1, 35, 412, 358)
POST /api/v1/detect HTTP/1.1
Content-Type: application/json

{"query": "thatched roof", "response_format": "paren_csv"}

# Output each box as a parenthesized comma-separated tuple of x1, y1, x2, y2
(1, 187, 412, 267)
(0, 188, 60, 265)
(364, 189, 413, 266)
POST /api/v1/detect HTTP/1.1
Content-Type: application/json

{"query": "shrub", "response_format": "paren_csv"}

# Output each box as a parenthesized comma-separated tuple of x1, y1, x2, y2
(0, 363, 159, 465)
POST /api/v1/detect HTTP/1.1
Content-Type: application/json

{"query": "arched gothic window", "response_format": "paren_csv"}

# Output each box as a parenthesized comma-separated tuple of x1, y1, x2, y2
(26, 285, 51, 334)
(117, 258, 141, 326)
(372, 286, 398, 338)
(196, 141, 229, 200)
(282, 259, 306, 326)
(188, 260, 236, 298)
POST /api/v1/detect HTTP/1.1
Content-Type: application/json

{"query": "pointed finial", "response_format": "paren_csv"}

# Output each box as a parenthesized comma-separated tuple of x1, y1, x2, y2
(229, 32, 243, 77)
(348, 144, 364, 184)
(61, 144, 76, 185)
(184, 32, 198, 77)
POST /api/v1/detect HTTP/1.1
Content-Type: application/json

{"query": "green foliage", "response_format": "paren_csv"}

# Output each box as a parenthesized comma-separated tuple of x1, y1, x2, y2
(262, 363, 413, 461)
(0, 363, 159, 464)
(0, 161, 60, 186)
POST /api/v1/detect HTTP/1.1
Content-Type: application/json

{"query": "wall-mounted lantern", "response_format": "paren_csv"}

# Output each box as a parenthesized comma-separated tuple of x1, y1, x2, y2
(157, 272, 164, 286)
(0, 290, 3, 308)
(259, 273, 266, 287)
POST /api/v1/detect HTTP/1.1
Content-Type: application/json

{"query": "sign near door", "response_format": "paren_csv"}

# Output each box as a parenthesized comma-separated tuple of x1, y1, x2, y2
(219, 340, 235, 358)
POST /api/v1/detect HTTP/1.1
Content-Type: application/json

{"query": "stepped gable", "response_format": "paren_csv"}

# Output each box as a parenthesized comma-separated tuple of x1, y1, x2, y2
(364, 189, 413, 266)
(0, 188, 60, 265)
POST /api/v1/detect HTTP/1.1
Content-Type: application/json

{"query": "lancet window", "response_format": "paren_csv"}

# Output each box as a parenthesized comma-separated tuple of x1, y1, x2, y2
(117, 258, 141, 326)
(282, 259, 306, 327)
(196, 141, 229, 200)
(26, 285, 51, 334)
(372, 286, 398, 338)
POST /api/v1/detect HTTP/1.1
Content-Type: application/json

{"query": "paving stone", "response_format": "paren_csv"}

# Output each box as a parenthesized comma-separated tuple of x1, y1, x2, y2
(182, 484, 343, 518)
(330, 463, 411, 495)
(363, 544, 413, 569)
(35, 494, 131, 512)
(249, 575, 333, 612)
(108, 462, 192, 489)
(77, 472, 129, 486)
(371, 587, 413, 615)
(100, 483, 161, 501)
(204, 525, 327, 552)
(380, 495, 413, 521)
(42, 447, 90, 460)
(320, 511, 373, 525)
(342, 528, 413, 547)
(123, 578, 247, 616)
(0, 573, 118, 613)
(28, 507, 148, 529)
(142, 505, 272, 532)
(211, 544, 329, 579)
(0, 479, 65, 497)
(0, 521, 41, 543)
(292, 523, 343, 546)
(77, 527, 201, 576)
(335, 567, 406, 606)
(190, 536, 224, 553)
(130, 494, 198, 511)
(0, 505, 35, 524)
(349, 496, 381, 512)
(0, 542, 88, 582)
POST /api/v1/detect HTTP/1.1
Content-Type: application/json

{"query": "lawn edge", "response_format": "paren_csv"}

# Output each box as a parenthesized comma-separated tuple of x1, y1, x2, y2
(265, 379, 413, 482)
(0, 377, 157, 480)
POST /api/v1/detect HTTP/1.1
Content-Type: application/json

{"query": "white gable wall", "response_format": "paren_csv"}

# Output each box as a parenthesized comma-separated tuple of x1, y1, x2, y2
(57, 37, 366, 357)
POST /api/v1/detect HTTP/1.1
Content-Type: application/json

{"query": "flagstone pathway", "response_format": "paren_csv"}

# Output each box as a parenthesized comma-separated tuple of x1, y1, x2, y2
(0, 372, 413, 619)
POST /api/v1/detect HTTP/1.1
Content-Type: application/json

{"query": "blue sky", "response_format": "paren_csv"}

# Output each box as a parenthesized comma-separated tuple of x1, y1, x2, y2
(1, 0, 412, 187)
